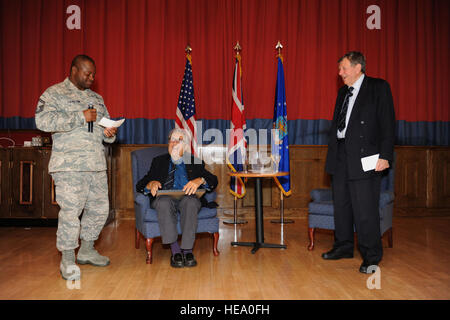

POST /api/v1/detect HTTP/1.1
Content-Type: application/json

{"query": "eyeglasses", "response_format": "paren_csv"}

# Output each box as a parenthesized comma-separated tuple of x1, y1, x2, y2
(169, 136, 184, 143)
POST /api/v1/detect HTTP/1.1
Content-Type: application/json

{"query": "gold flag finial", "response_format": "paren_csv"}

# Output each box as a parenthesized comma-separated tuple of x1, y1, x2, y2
(276, 41, 283, 54)
(185, 45, 193, 64)
(276, 41, 284, 62)
(234, 41, 243, 75)
(234, 41, 242, 52)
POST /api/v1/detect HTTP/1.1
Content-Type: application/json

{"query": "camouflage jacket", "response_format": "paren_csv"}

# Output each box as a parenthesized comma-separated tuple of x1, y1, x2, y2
(35, 78, 116, 173)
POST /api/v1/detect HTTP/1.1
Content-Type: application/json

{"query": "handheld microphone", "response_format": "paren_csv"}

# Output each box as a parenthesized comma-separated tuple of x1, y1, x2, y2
(88, 104, 93, 133)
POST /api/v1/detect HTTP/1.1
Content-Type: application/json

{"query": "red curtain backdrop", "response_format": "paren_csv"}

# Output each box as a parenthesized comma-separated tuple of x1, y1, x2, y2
(1, 0, 449, 123)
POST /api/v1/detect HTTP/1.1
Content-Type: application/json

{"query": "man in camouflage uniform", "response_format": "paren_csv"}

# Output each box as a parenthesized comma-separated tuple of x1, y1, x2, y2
(35, 54, 118, 281)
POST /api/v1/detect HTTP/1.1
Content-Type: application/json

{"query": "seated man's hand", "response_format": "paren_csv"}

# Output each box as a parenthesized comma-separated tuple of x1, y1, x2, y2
(183, 178, 203, 195)
(146, 181, 162, 197)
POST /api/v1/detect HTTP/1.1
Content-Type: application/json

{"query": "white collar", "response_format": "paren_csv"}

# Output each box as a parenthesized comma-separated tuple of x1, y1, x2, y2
(349, 73, 365, 92)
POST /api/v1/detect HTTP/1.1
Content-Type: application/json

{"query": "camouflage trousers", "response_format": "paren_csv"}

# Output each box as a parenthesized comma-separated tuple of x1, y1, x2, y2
(51, 171, 109, 252)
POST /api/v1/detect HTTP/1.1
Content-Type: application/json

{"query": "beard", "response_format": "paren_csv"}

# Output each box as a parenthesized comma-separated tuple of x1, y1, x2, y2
(170, 143, 184, 161)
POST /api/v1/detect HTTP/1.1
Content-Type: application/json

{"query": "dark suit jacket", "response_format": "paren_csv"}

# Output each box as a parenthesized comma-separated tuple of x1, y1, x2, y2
(325, 75, 396, 180)
(135, 152, 218, 206)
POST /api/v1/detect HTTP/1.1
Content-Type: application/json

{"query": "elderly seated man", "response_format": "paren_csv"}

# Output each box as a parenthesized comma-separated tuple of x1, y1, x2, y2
(136, 128, 218, 268)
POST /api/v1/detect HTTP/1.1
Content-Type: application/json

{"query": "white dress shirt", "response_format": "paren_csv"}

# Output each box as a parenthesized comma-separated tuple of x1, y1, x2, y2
(337, 73, 365, 139)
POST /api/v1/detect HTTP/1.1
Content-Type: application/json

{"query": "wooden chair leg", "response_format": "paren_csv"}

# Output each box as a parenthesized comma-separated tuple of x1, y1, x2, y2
(145, 238, 154, 264)
(213, 232, 220, 256)
(308, 227, 315, 251)
(135, 228, 140, 249)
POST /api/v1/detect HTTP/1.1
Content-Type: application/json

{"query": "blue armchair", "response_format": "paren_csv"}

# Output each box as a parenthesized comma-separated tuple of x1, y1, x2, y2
(307, 156, 395, 251)
(131, 146, 220, 264)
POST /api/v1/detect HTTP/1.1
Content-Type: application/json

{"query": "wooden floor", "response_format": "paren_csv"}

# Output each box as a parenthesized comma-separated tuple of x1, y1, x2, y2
(0, 216, 449, 300)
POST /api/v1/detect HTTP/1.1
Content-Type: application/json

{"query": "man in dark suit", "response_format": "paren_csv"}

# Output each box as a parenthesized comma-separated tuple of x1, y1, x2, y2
(136, 128, 218, 268)
(323, 51, 395, 273)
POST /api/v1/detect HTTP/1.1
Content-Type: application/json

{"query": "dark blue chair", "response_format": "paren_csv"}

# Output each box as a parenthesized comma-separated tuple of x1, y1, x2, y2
(131, 146, 220, 264)
(307, 155, 395, 251)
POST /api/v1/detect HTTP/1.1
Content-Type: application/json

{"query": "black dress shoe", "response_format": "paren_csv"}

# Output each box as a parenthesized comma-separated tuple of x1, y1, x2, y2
(183, 252, 197, 267)
(359, 261, 379, 274)
(171, 253, 184, 268)
(321, 248, 354, 260)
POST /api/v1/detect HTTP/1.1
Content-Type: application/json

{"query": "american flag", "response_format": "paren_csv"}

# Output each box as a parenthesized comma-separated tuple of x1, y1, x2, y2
(227, 53, 247, 198)
(175, 54, 198, 156)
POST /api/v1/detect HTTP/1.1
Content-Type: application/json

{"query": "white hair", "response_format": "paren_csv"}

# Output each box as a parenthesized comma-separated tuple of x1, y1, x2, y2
(168, 128, 187, 141)
(168, 128, 191, 153)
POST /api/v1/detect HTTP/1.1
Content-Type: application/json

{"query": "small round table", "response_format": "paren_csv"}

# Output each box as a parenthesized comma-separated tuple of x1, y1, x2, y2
(228, 171, 289, 253)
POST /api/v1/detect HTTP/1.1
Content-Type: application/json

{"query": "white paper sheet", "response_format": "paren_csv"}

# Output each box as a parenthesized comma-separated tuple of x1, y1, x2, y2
(361, 153, 379, 172)
(98, 117, 125, 128)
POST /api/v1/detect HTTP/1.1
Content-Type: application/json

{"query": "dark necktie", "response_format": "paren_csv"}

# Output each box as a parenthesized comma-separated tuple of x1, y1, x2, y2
(163, 162, 176, 190)
(337, 86, 354, 132)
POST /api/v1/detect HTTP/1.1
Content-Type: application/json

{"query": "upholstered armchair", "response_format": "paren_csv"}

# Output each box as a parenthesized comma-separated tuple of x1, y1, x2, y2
(307, 155, 395, 251)
(131, 146, 220, 264)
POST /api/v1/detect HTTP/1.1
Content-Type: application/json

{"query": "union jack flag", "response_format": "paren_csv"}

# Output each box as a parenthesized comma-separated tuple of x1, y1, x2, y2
(175, 54, 198, 156)
(227, 52, 247, 198)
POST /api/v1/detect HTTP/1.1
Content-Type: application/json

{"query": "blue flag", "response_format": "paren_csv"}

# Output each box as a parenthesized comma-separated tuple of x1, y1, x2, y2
(272, 56, 291, 196)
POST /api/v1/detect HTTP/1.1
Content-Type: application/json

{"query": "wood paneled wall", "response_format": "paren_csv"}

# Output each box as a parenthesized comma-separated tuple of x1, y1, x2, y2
(112, 145, 450, 218)
(394, 147, 450, 215)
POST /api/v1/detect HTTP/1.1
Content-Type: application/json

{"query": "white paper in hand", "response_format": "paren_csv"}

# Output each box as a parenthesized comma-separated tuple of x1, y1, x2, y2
(361, 154, 379, 172)
(98, 117, 125, 128)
